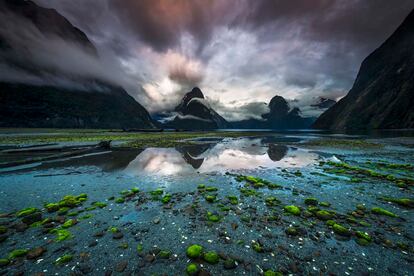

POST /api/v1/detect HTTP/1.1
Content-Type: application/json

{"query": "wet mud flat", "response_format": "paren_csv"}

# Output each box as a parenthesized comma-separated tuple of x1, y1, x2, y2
(0, 132, 413, 275)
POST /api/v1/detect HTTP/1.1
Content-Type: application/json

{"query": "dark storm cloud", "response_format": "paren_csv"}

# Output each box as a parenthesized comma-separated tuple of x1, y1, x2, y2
(13, 0, 414, 115)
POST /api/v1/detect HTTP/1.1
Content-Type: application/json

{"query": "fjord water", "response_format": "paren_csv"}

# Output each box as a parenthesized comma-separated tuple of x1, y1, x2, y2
(0, 132, 413, 275)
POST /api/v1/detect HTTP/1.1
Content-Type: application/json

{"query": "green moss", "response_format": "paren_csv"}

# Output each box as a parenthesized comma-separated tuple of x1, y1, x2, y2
(240, 188, 257, 196)
(304, 198, 318, 206)
(0, 258, 10, 267)
(58, 195, 84, 208)
(136, 243, 143, 253)
(227, 195, 238, 205)
(265, 196, 281, 207)
(0, 226, 7, 234)
(55, 254, 73, 265)
(319, 201, 331, 207)
(16, 207, 38, 217)
(44, 203, 59, 212)
(50, 229, 72, 241)
(115, 197, 125, 204)
(371, 207, 398, 217)
(207, 212, 220, 222)
(92, 202, 107, 208)
(205, 186, 218, 192)
(57, 207, 70, 215)
(355, 231, 372, 244)
(332, 223, 351, 236)
(67, 211, 79, 217)
(186, 263, 199, 275)
(79, 214, 93, 220)
(316, 210, 334, 220)
(205, 195, 216, 203)
(186, 244, 203, 258)
(62, 219, 76, 229)
(161, 194, 172, 204)
(131, 187, 140, 193)
(150, 188, 164, 196)
(284, 205, 301, 216)
(326, 220, 336, 226)
(109, 227, 119, 233)
(379, 197, 414, 208)
(8, 249, 28, 259)
(285, 226, 298, 236)
(264, 270, 283, 276)
(158, 250, 171, 259)
(203, 251, 219, 264)
(252, 242, 263, 253)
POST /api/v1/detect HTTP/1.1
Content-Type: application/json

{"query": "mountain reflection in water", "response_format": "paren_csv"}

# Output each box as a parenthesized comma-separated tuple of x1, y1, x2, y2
(124, 138, 319, 176)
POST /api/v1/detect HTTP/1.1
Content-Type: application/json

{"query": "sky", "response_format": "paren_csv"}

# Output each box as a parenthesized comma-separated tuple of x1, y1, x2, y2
(4, 0, 414, 120)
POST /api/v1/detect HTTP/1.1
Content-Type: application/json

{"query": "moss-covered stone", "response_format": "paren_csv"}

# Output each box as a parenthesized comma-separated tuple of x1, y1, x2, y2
(197, 184, 206, 189)
(0, 226, 7, 234)
(158, 250, 171, 259)
(62, 219, 76, 229)
(285, 226, 298, 236)
(205, 186, 218, 192)
(92, 202, 107, 208)
(205, 195, 216, 203)
(319, 201, 331, 207)
(380, 197, 414, 208)
(207, 212, 220, 222)
(186, 244, 203, 258)
(284, 205, 301, 216)
(264, 270, 282, 276)
(326, 220, 336, 226)
(252, 241, 263, 253)
(355, 231, 372, 245)
(316, 210, 333, 220)
(45, 203, 60, 212)
(265, 196, 281, 207)
(8, 249, 28, 259)
(161, 194, 172, 204)
(16, 207, 38, 217)
(227, 195, 238, 205)
(332, 223, 351, 236)
(0, 258, 10, 267)
(203, 251, 219, 264)
(115, 198, 125, 204)
(55, 254, 73, 265)
(371, 207, 398, 217)
(57, 207, 70, 215)
(304, 198, 318, 206)
(186, 263, 199, 275)
(50, 229, 72, 241)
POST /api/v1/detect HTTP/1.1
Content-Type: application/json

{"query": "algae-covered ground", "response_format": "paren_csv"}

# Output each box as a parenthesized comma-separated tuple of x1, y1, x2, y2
(0, 129, 413, 275)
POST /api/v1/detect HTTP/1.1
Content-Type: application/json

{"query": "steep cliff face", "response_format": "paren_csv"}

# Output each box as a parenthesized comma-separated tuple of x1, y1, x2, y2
(314, 9, 414, 130)
(0, 0, 155, 129)
(167, 87, 228, 129)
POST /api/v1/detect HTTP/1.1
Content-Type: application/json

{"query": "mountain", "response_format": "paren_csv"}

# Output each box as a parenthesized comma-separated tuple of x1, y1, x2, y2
(311, 97, 336, 109)
(0, 0, 155, 129)
(231, 95, 313, 129)
(313, 9, 414, 130)
(166, 87, 228, 129)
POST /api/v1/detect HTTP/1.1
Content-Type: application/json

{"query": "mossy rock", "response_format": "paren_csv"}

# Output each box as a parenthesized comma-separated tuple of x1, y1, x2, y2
(158, 250, 171, 259)
(252, 242, 263, 253)
(9, 249, 28, 259)
(371, 207, 398, 217)
(197, 184, 206, 189)
(115, 198, 125, 204)
(227, 195, 238, 205)
(50, 229, 72, 242)
(45, 203, 60, 212)
(264, 270, 282, 276)
(62, 219, 77, 229)
(55, 254, 73, 265)
(355, 231, 372, 243)
(205, 195, 216, 203)
(265, 197, 281, 207)
(161, 194, 172, 204)
(380, 197, 414, 208)
(16, 207, 38, 217)
(203, 251, 219, 264)
(285, 226, 298, 236)
(284, 205, 301, 216)
(92, 202, 107, 208)
(150, 189, 164, 196)
(316, 210, 333, 220)
(326, 220, 336, 226)
(0, 258, 10, 267)
(207, 212, 220, 222)
(0, 226, 7, 234)
(205, 186, 218, 192)
(57, 207, 70, 215)
(332, 223, 351, 237)
(319, 201, 331, 207)
(186, 263, 199, 275)
(186, 244, 203, 258)
(304, 198, 318, 206)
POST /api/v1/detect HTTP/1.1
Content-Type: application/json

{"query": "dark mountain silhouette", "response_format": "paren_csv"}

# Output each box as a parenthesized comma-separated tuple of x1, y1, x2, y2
(166, 87, 228, 129)
(0, 0, 155, 129)
(231, 95, 313, 129)
(311, 97, 336, 109)
(314, 9, 414, 129)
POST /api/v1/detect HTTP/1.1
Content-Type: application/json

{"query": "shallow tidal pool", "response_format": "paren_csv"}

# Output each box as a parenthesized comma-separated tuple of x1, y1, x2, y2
(0, 132, 413, 275)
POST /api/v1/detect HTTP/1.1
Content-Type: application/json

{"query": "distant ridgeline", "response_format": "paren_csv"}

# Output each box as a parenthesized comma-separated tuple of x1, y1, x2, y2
(162, 87, 315, 130)
(314, 9, 414, 130)
(0, 0, 155, 129)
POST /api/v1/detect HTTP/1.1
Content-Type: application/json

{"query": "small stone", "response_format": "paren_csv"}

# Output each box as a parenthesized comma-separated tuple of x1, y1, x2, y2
(88, 240, 98, 247)
(21, 212, 42, 225)
(224, 259, 237, 269)
(115, 261, 128, 272)
(27, 247, 46, 260)
(153, 217, 160, 224)
(144, 254, 155, 263)
(112, 232, 124, 239)
(14, 222, 28, 232)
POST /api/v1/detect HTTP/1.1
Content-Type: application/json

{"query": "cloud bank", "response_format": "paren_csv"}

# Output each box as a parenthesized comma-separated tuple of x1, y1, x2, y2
(4, 0, 414, 119)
